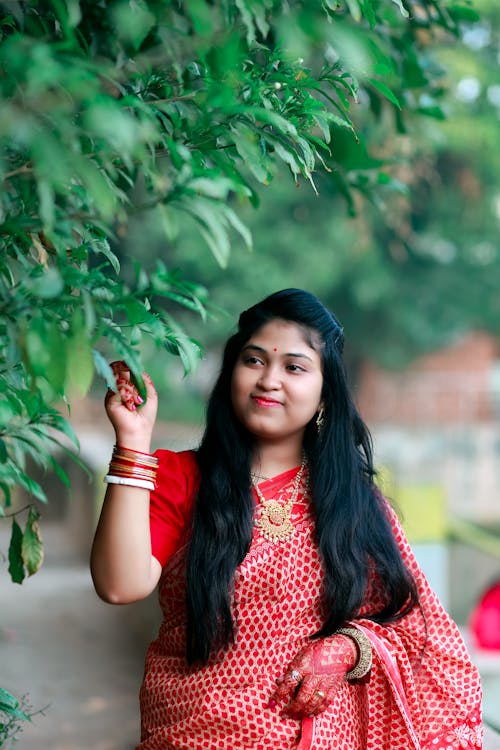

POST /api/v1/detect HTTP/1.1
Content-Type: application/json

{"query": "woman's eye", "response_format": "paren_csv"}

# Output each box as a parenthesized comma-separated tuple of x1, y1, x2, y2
(244, 356, 263, 365)
(287, 363, 305, 372)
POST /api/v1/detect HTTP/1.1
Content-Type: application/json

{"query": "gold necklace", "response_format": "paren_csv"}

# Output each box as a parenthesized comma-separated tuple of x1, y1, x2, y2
(252, 457, 307, 543)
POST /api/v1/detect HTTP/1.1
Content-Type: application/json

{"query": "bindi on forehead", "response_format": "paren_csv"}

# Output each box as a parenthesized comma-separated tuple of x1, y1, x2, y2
(273, 347, 278, 352)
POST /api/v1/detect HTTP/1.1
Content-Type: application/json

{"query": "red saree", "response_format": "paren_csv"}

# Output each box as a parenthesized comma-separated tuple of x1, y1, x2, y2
(138, 451, 482, 749)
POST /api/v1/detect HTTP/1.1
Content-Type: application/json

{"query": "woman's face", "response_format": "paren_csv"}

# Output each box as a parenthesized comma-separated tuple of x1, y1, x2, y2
(230, 318, 324, 448)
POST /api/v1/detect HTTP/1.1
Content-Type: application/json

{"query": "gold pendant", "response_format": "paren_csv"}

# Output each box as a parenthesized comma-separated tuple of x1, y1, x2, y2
(256, 500, 294, 542)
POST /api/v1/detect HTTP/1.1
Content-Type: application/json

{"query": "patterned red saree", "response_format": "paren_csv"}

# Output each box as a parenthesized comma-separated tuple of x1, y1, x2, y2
(138, 452, 482, 749)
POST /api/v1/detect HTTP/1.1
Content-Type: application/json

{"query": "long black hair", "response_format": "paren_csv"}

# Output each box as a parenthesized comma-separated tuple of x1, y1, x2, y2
(185, 289, 418, 664)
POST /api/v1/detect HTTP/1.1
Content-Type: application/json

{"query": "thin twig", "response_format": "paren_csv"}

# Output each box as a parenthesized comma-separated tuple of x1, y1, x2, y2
(3, 163, 33, 180)
(1, 504, 34, 519)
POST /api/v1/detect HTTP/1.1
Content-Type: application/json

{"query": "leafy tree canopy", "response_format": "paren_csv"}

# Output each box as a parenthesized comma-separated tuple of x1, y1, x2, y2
(0, 0, 478, 549)
(118, 0, 498, 387)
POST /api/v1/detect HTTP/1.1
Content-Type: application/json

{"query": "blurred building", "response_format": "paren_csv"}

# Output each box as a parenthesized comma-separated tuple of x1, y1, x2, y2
(356, 331, 500, 523)
(356, 330, 500, 626)
(358, 332, 499, 426)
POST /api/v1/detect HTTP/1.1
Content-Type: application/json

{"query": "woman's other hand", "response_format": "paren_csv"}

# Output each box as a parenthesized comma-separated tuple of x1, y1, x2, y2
(104, 361, 158, 450)
(268, 634, 357, 719)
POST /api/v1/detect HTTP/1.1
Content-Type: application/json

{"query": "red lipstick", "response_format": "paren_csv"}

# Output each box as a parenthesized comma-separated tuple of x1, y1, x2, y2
(252, 396, 282, 407)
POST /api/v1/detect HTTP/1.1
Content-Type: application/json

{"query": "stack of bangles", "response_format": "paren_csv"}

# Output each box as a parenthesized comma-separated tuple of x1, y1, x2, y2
(104, 445, 158, 491)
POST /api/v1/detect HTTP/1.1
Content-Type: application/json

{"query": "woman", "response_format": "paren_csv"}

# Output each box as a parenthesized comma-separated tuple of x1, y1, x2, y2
(91, 289, 482, 749)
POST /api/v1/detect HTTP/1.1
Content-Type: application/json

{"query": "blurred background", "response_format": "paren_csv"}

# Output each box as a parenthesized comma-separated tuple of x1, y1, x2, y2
(1, 0, 500, 747)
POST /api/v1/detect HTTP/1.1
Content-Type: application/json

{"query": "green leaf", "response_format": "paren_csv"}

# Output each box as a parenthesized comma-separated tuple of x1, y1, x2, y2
(188, 176, 250, 200)
(0, 687, 20, 712)
(112, 0, 156, 50)
(16, 390, 43, 421)
(252, 3, 270, 38)
(22, 506, 44, 576)
(220, 205, 253, 251)
(448, 4, 479, 22)
(161, 320, 203, 375)
(365, 78, 401, 109)
(47, 455, 71, 488)
(271, 141, 301, 177)
(103, 324, 143, 379)
(417, 105, 446, 120)
(123, 298, 148, 326)
(66, 311, 94, 397)
(0, 400, 18, 430)
(345, 0, 362, 22)
(0, 483, 11, 508)
(67, 0, 82, 27)
(360, 0, 377, 27)
(93, 349, 116, 388)
(154, 204, 179, 243)
(197, 225, 230, 268)
(93, 240, 120, 274)
(24, 318, 56, 377)
(8, 519, 25, 584)
(25, 267, 64, 299)
(314, 111, 354, 144)
(16, 471, 47, 502)
(0, 687, 30, 720)
(251, 108, 298, 137)
(296, 137, 316, 173)
(235, 0, 256, 44)
(25, 318, 67, 393)
(179, 197, 232, 267)
(186, 0, 214, 36)
(390, 0, 410, 18)
(36, 179, 55, 232)
(45, 413, 80, 450)
(74, 157, 118, 221)
(232, 123, 272, 183)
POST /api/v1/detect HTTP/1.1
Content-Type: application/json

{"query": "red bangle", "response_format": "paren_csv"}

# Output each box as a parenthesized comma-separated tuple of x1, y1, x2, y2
(115, 444, 155, 457)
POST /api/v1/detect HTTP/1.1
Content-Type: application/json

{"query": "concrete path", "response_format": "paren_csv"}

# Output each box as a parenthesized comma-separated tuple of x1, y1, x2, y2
(1, 565, 500, 750)
(1, 565, 158, 750)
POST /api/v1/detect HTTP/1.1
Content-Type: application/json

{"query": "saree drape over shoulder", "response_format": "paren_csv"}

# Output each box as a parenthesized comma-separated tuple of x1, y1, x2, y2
(138, 450, 482, 750)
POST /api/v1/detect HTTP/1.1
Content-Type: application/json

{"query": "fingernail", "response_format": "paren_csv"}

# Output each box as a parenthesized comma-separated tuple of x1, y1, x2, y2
(130, 404, 137, 411)
(137, 395, 144, 404)
(265, 700, 277, 710)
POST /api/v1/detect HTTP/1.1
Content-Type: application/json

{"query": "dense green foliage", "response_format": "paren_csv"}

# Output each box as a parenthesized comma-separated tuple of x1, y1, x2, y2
(0, 0, 478, 574)
(126, 0, 499, 386)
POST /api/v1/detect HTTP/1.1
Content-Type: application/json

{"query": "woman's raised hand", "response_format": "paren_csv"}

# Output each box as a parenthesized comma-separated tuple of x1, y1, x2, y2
(104, 361, 158, 450)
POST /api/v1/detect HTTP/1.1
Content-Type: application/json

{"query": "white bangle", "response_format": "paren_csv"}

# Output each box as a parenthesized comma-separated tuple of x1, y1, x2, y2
(104, 475, 155, 491)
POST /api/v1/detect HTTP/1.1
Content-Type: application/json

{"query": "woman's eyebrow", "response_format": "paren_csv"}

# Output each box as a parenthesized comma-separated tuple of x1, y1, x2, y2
(241, 344, 313, 362)
(240, 344, 266, 356)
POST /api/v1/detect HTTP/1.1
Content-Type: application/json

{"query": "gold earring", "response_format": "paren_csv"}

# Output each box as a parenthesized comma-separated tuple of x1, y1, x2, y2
(316, 406, 325, 432)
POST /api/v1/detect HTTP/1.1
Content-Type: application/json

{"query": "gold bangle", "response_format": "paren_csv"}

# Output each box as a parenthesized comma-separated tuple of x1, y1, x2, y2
(336, 626, 373, 680)
(113, 446, 158, 466)
(108, 462, 157, 478)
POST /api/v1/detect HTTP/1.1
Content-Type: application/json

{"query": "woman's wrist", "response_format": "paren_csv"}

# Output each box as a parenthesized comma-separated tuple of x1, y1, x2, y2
(113, 434, 153, 454)
(335, 627, 373, 680)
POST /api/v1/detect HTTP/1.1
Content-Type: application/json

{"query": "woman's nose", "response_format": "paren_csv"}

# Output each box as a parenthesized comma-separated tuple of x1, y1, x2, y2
(257, 365, 281, 390)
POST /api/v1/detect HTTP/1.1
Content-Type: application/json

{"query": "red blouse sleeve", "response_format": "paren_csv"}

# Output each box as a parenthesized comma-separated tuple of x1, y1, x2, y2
(149, 449, 199, 568)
